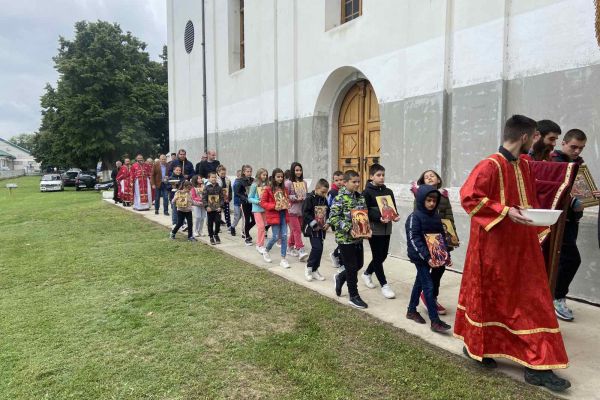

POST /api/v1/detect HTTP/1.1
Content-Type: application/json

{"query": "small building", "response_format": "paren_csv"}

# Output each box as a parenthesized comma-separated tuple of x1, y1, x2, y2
(166, 0, 600, 303)
(0, 138, 40, 173)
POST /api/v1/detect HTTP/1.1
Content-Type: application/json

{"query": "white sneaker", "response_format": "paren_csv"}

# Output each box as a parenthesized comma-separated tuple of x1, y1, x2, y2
(298, 248, 308, 262)
(312, 270, 325, 281)
(329, 251, 341, 268)
(381, 284, 396, 299)
(276, 241, 281, 248)
(305, 267, 313, 281)
(280, 258, 290, 269)
(263, 251, 272, 263)
(193, 231, 200, 237)
(362, 273, 376, 289)
(288, 248, 299, 257)
(256, 245, 265, 254)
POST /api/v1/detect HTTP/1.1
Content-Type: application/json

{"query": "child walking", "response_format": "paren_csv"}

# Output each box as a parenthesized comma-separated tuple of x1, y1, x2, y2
(405, 185, 452, 333)
(361, 164, 400, 299)
(203, 171, 224, 245)
(168, 165, 185, 227)
(170, 181, 196, 241)
(230, 169, 243, 236)
(328, 170, 344, 268)
(260, 168, 290, 269)
(191, 175, 207, 237)
(302, 178, 330, 282)
(235, 165, 255, 245)
(248, 168, 269, 254)
(328, 170, 370, 309)
(411, 169, 456, 315)
(217, 165, 232, 228)
(285, 162, 308, 261)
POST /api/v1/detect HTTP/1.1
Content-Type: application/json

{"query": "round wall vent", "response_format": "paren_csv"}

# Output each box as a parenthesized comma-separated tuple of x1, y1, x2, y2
(184, 20, 194, 54)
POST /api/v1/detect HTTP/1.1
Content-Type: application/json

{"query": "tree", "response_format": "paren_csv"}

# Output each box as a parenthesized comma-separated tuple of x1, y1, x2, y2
(32, 21, 168, 169)
(9, 133, 36, 152)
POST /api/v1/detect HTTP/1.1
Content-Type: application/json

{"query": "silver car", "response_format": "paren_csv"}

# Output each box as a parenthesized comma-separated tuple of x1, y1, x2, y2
(40, 174, 64, 192)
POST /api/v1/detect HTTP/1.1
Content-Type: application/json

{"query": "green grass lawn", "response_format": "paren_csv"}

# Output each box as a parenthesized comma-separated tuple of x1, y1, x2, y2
(0, 176, 557, 400)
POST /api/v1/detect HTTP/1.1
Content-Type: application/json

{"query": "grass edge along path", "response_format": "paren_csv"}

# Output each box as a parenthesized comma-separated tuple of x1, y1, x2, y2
(0, 177, 558, 399)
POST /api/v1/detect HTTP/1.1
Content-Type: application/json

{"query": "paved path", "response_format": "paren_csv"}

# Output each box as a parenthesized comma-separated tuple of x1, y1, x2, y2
(106, 199, 599, 399)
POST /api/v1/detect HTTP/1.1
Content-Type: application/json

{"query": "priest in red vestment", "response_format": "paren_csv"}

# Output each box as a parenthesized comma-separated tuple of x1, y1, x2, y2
(130, 154, 153, 211)
(455, 115, 570, 393)
(116, 158, 132, 207)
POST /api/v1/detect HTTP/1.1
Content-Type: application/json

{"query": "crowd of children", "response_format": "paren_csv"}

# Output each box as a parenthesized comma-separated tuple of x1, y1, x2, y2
(165, 160, 455, 334)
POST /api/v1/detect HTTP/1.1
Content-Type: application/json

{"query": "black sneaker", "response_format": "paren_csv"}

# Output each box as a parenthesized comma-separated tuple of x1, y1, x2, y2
(210, 236, 216, 245)
(462, 346, 497, 369)
(430, 319, 451, 333)
(188, 237, 198, 242)
(244, 238, 253, 246)
(349, 296, 368, 309)
(334, 272, 346, 297)
(241, 233, 246, 239)
(524, 368, 571, 392)
(230, 227, 236, 236)
(155, 210, 159, 215)
(215, 235, 221, 244)
(406, 311, 426, 324)
(182, 225, 188, 232)
(164, 211, 170, 216)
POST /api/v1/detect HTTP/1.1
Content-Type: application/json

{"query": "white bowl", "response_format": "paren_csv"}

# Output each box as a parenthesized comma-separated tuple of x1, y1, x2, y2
(521, 209, 563, 226)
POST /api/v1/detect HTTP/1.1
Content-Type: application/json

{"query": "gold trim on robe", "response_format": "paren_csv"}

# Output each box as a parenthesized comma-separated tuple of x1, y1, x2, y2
(469, 197, 489, 216)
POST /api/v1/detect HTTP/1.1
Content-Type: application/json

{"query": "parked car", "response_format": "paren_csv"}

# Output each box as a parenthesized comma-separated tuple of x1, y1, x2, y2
(75, 172, 97, 190)
(62, 171, 79, 187)
(40, 174, 64, 192)
(94, 181, 114, 191)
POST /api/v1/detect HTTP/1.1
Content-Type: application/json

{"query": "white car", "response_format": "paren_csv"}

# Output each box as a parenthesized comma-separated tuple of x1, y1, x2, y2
(40, 174, 64, 192)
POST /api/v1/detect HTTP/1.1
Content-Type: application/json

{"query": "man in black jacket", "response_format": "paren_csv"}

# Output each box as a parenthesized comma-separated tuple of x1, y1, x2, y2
(196, 150, 220, 178)
(111, 160, 122, 203)
(168, 149, 195, 180)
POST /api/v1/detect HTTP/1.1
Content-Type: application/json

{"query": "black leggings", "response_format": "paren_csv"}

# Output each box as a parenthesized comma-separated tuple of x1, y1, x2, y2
(241, 202, 255, 239)
(207, 211, 221, 237)
(338, 243, 364, 298)
(365, 235, 390, 286)
(172, 211, 193, 238)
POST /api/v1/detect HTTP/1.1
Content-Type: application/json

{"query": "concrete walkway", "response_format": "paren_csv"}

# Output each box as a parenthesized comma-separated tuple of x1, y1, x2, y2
(106, 199, 599, 399)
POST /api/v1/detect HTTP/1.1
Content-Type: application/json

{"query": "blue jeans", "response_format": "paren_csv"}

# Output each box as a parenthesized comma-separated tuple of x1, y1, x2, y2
(265, 211, 287, 257)
(155, 183, 169, 212)
(408, 262, 439, 322)
(171, 203, 178, 225)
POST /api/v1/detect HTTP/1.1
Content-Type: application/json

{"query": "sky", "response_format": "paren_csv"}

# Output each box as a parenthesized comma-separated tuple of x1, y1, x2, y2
(0, 0, 167, 139)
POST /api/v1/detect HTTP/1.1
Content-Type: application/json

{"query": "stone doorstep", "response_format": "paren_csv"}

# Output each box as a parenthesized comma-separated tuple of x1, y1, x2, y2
(105, 198, 599, 399)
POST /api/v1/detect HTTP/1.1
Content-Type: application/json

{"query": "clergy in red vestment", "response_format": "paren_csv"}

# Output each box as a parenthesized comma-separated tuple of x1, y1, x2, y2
(116, 158, 132, 207)
(455, 115, 570, 393)
(130, 154, 153, 211)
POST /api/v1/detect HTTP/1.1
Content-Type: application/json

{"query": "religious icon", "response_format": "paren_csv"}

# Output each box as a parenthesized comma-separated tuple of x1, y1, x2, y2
(222, 187, 229, 200)
(571, 165, 599, 208)
(314, 205, 327, 227)
(424, 233, 450, 267)
(208, 194, 220, 210)
(376, 195, 399, 220)
(257, 186, 265, 199)
(274, 190, 289, 210)
(441, 219, 460, 248)
(351, 209, 371, 238)
(293, 182, 307, 200)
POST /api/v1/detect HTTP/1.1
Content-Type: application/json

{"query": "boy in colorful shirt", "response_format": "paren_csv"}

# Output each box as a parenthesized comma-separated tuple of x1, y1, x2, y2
(327, 170, 370, 309)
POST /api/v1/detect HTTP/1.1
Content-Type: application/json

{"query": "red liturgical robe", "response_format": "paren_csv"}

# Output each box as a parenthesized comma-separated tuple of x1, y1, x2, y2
(116, 165, 132, 203)
(130, 162, 152, 210)
(455, 151, 568, 370)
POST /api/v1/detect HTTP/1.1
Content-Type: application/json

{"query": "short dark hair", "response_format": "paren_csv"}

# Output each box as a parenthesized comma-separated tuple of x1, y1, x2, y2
(369, 163, 385, 176)
(563, 129, 587, 143)
(503, 115, 537, 142)
(332, 170, 343, 178)
(343, 170, 359, 181)
(207, 171, 217, 177)
(170, 153, 176, 157)
(537, 120, 561, 137)
(315, 178, 329, 189)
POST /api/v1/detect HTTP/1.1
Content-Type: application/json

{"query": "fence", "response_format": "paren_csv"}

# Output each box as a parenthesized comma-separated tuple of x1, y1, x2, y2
(0, 170, 26, 180)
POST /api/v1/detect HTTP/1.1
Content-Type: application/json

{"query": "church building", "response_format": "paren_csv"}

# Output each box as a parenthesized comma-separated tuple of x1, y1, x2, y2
(166, 0, 600, 303)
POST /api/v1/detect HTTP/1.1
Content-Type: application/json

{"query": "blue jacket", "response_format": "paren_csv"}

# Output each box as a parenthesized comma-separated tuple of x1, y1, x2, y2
(248, 182, 265, 213)
(405, 185, 445, 264)
(168, 158, 195, 179)
(232, 178, 242, 206)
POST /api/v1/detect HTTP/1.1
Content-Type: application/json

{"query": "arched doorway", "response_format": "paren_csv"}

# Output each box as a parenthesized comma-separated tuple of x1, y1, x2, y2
(338, 80, 380, 186)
